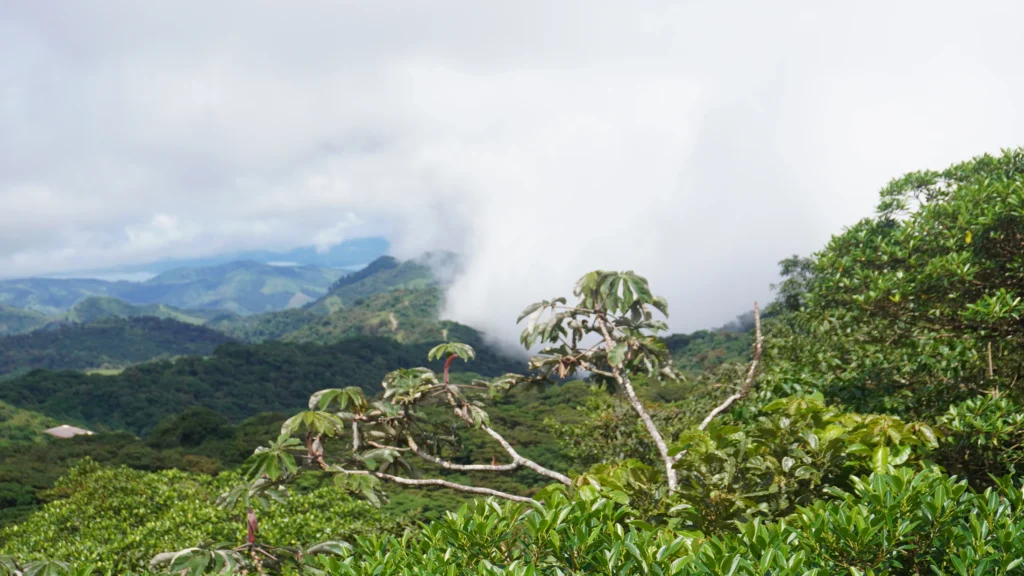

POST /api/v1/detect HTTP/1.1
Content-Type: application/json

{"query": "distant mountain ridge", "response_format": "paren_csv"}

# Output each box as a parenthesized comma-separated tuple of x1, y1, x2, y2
(220, 254, 446, 342)
(0, 260, 344, 318)
(66, 297, 239, 326)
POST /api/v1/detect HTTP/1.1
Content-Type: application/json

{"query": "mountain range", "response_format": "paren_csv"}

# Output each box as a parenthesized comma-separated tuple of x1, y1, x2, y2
(0, 260, 343, 322)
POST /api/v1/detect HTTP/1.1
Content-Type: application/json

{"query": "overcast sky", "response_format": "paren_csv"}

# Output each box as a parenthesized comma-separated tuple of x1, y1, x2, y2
(2, 1, 1022, 343)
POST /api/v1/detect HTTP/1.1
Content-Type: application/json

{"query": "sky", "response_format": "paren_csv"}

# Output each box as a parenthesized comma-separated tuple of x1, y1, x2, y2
(1, 1, 1022, 344)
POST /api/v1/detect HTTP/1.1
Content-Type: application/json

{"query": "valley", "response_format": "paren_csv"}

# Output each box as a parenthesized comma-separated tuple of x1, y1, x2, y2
(0, 151, 1022, 574)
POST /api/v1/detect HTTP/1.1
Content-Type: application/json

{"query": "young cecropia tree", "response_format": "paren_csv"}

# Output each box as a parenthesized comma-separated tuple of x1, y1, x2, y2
(232, 270, 762, 507)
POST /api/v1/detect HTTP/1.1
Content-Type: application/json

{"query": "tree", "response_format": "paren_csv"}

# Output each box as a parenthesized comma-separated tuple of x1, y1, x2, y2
(762, 148, 1024, 417)
(227, 270, 761, 510)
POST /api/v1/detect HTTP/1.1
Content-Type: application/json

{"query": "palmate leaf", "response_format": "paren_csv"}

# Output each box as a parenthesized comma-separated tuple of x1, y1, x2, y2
(21, 560, 69, 576)
(309, 387, 368, 413)
(428, 341, 476, 362)
(306, 540, 354, 557)
(281, 410, 345, 437)
(241, 435, 301, 481)
(164, 547, 243, 575)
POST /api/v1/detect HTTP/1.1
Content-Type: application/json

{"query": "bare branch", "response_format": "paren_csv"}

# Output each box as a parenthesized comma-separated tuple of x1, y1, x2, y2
(351, 421, 360, 453)
(407, 436, 519, 472)
(372, 472, 537, 504)
(434, 371, 571, 486)
(594, 315, 679, 492)
(670, 303, 764, 467)
(696, 302, 762, 432)
(481, 425, 572, 485)
(321, 464, 537, 504)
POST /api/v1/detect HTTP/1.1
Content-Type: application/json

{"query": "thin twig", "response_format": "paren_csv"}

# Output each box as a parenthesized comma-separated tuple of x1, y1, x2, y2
(670, 302, 762, 466)
(696, 302, 762, 432)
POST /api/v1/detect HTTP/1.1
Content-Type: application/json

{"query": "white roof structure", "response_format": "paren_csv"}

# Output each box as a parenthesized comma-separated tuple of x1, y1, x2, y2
(42, 424, 95, 439)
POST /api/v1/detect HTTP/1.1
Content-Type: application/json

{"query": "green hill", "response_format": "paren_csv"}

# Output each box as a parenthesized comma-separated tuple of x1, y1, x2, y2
(0, 278, 129, 315)
(210, 255, 443, 342)
(284, 285, 452, 344)
(0, 401, 56, 448)
(65, 296, 239, 325)
(0, 317, 234, 376)
(309, 255, 436, 314)
(0, 335, 521, 436)
(116, 260, 343, 315)
(0, 306, 52, 337)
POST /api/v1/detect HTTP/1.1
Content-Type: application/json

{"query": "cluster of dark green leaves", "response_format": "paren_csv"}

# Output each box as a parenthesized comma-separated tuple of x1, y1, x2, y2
(0, 460, 407, 574)
(667, 393, 937, 533)
(761, 148, 1024, 418)
(143, 466, 1023, 575)
(936, 392, 1024, 487)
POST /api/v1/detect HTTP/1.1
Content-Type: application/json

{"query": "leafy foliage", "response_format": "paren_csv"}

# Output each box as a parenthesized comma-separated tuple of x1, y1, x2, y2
(63, 297, 236, 326)
(762, 149, 1024, 418)
(5, 152, 1024, 575)
(0, 461, 407, 573)
(0, 336, 519, 435)
(0, 317, 233, 376)
(0, 305, 51, 337)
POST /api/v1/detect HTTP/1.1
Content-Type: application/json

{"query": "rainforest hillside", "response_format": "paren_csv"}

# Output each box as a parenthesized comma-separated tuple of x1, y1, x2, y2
(0, 151, 1022, 576)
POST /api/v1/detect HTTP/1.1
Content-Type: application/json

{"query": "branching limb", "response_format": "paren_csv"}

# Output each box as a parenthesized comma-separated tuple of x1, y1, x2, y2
(371, 472, 538, 504)
(594, 315, 679, 492)
(696, 302, 762, 432)
(407, 436, 519, 472)
(436, 363, 572, 486)
(314, 461, 537, 504)
(481, 425, 572, 485)
(671, 303, 763, 465)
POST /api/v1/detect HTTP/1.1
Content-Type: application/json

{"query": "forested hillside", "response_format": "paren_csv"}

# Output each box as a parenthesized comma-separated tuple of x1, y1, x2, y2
(0, 335, 520, 435)
(0, 306, 51, 338)
(1, 150, 1022, 575)
(65, 296, 237, 325)
(0, 317, 233, 376)
(211, 254, 443, 343)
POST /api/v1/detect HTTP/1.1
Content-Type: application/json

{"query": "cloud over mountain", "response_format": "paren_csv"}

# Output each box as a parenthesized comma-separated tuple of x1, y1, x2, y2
(2, 0, 1022, 344)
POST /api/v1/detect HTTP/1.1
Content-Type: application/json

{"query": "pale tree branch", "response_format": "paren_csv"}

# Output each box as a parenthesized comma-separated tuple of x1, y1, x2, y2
(371, 472, 537, 504)
(697, 302, 762, 431)
(315, 461, 537, 504)
(671, 302, 763, 465)
(481, 425, 572, 485)
(407, 436, 519, 472)
(594, 315, 679, 492)
(435, 364, 572, 486)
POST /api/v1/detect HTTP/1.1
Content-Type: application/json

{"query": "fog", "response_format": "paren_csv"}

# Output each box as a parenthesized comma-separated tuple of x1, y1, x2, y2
(1, 1, 1022, 344)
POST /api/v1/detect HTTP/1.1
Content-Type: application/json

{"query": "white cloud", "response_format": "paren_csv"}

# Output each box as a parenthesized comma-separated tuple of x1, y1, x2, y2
(1, 0, 1022, 345)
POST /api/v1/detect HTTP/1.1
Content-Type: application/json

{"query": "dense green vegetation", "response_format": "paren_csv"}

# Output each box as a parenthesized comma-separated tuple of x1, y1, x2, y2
(0, 317, 233, 376)
(310, 255, 436, 314)
(0, 411, 287, 529)
(0, 151, 1022, 575)
(65, 296, 238, 326)
(0, 401, 54, 447)
(0, 336, 520, 435)
(285, 286, 451, 344)
(0, 462, 409, 572)
(0, 306, 51, 337)
(664, 329, 753, 373)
